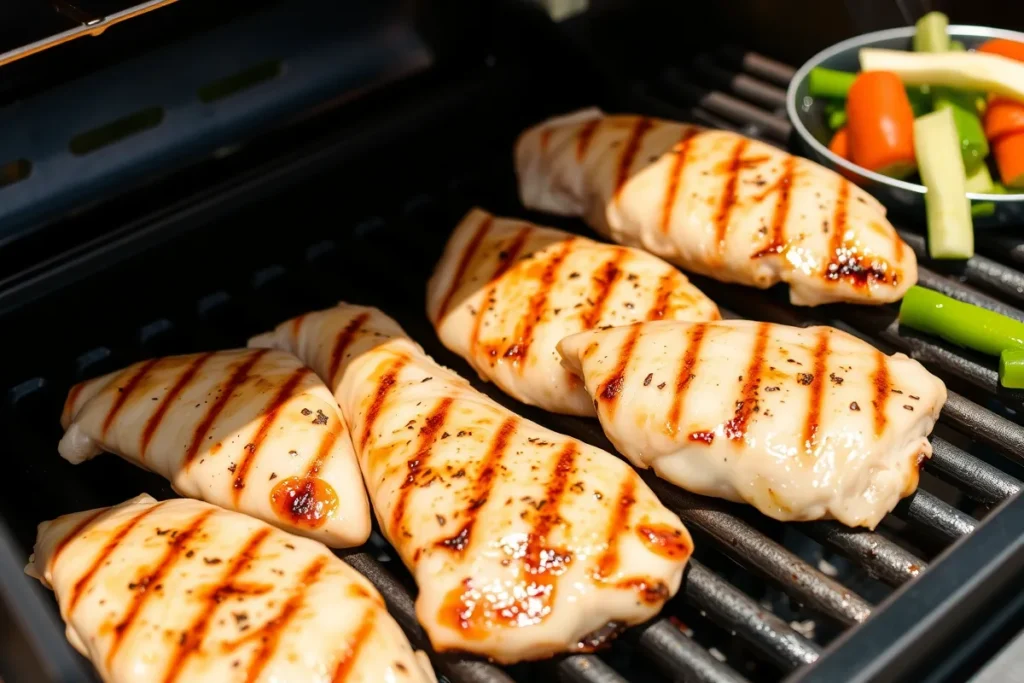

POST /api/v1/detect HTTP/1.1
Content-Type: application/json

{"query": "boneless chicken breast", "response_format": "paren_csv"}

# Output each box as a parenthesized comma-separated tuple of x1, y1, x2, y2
(557, 320, 947, 528)
(515, 108, 917, 306)
(250, 303, 693, 663)
(26, 494, 435, 683)
(59, 349, 370, 547)
(427, 207, 719, 416)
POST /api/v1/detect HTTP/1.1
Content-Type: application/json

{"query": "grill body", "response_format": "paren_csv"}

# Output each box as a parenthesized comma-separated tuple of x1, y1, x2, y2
(0, 3, 1020, 683)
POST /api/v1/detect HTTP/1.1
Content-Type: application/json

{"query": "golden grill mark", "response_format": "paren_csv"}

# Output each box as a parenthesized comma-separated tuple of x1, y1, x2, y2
(502, 239, 575, 369)
(751, 156, 796, 259)
(666, 324, 708, 430)
(576, 119, 600, 160)
(232, 368, 312, 501)
(598, 324, 643, 418)
(661, 127, 700, 234)
(594, 478, 637, 579)
(106, 510, 213, 669)
(803, 329, 830, 456)
(360, 357, 408, 449)
(160, 528, 272, 683)
(436, 418, 517, 554)
(469, 227, 532, 357)
(49, 509, 108, 572)
(330, 608, 377, 682)
(435, 216, 493, 323)
(64, 382, 86, 424)
(67, 502, 165, 613)
(722, 322, 771, 441)
(581, 250, 628, 329)
(391, 397, 453, 542)
(872, 350, 890, 437)
(102, 358, 162, 437)
(647, 272, 677, 321)
(141, 352, 213, 460)
(714, 140, 749, 255)
(328, 312, 371, 388)
(183, 350, 268, 469)
(614, 117, 654, 202)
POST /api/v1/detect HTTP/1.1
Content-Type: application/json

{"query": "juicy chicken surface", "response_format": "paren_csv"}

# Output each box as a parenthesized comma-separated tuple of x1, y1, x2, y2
(426, 207, 720, 416)
(515, 108, 918, 306)
(59, 349, 370, 548)
(26, 494, 435, 683)
(558, 320, 947, 528)
(249, 303, 693, 663)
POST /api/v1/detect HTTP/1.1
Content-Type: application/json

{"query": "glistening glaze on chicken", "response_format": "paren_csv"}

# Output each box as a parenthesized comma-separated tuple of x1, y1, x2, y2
(515, 108, 918, 306)
(249, 303, 693, 663)
(427, 207, 719, 416)
(558, 320, 947, 528)
(59, 349, 370, 547)
(26, 494, 435, 683)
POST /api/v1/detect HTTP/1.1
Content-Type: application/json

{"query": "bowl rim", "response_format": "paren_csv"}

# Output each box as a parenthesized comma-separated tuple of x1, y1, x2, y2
(786, 23, 1024, 202)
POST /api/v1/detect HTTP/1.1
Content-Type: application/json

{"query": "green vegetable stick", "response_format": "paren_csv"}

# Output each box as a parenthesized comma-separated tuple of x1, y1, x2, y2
(828, 108, 847, 130)
(949, 40, 966, 52)
(933, 95, 990, 174)
(999, 349, 1024, 388)
(899, 286, 1024, 357)
(965, 162, 994, 193)
(914, 11, 950, 53)
(914, 108, 974, 259)
(809, 67, 856, 98)
(971, 201, 996, 218)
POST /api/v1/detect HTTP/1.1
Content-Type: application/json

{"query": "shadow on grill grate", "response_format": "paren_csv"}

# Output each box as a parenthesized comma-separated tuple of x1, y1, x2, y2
(1, 47, 1022, 683)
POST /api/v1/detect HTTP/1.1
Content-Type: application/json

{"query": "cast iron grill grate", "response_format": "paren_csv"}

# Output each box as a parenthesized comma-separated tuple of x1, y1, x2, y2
(0, 48, 1021, 683)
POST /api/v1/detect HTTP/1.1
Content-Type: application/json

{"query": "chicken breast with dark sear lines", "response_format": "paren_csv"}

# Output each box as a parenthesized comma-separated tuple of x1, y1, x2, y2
(249, 303, 693, 663)
(426, 207, 720, 416)
(515, 108, 917, 306)
(26, 494, 435, 683)
(558, 320, 946, 528)
(59, 349, 370, 547)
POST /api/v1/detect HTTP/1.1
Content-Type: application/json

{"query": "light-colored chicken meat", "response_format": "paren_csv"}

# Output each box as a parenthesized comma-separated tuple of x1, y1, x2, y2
(426, 207, 720, 416)
(59, 349, 370, 548)
(249, 303, 693, 663)
(26, 494, 435, 683)
(515, 108, 918, 307)
(557, 320, 947, 528)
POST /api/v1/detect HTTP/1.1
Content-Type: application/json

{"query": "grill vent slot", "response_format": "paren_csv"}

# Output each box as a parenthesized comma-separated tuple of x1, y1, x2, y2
(69, 107, 165, 156)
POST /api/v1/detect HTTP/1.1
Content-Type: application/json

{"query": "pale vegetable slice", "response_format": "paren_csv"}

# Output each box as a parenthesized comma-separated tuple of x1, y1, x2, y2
(859, 48, 1024, 104)
(914, 108, 974, 259)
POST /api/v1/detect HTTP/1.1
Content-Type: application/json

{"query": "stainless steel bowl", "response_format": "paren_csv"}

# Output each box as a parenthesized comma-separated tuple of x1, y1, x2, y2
(786, 24, 1024, 227)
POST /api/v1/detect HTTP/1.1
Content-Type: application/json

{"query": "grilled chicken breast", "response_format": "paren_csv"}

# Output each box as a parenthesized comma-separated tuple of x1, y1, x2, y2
(427, 207, 720, 416)
(59, 349, 371, 548)
(26, 494, 435, 683)
(249, 303, 693, 663)
(515, 108, 917, 306)
(557, 320, 947, 528)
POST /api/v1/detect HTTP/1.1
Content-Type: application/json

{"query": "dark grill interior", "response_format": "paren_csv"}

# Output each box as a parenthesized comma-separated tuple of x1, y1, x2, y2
(0, 14, 1022, 683)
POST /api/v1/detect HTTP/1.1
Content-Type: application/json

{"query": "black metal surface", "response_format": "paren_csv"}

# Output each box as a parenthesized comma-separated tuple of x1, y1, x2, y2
(0, 9, 1022, 683)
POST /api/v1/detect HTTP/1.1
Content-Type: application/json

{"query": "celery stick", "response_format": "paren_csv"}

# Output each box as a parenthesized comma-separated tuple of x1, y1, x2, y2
(914, 11, 949, 52)
(828, 108, 847, 130)
(949, 40, 966, 52)
(809, 68, 856, 98)
(859, 49, 1024, 103)
(914, 108, 974, 259)
(965, 162, 994, 193)
(933, 95, 990, 174)
(971, 202, 996, 218)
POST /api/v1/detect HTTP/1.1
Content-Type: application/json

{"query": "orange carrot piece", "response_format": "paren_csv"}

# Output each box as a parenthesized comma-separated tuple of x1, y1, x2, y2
(985, 98, 1024, 141)
(846, 71, 916, 178)
(977, 38, 1024, 63)
(829, 127, 850, 158)
(993, 131, 1024, 188)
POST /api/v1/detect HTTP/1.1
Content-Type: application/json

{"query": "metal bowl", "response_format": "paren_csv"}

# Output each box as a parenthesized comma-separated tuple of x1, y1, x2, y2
(786, 24, 1024, 227)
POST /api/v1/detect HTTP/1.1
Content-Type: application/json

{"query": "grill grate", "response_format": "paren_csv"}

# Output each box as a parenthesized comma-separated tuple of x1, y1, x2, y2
(0, 44, 1021, 683)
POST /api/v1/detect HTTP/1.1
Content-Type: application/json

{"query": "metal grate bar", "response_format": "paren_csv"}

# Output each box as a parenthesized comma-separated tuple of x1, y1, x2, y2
(799, 522, 925, 587)
(685, 560, 822, 668)
(691, 54, 788, 110)
(643, 476, 873, 625)
(555, 657, 629, 683)
(927, 438, 1022, 505)
(894, 490, 977, 542)
(716, 46, 796, 87)
(635, 619, 752, 683)
(939, 393, 1024, 467)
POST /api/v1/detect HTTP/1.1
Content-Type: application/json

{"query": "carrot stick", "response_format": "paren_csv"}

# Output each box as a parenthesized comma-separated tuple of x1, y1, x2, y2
(828, 127, 850, 158)
(846, 71, 917, 178)
(992, 131, 1024, 188)
(984, 97, 1024, 141)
